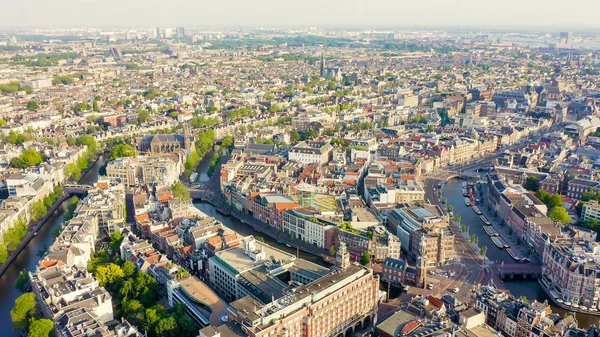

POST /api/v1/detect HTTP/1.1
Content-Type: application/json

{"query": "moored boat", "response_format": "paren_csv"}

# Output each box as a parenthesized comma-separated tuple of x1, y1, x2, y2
(462, 188, 468, 196)
(506, 248, 521, 261)
(483, 226, 498, 237)
(491, 237, 504, 248)
(472, 206, 482, 215)
(464, 198, 471, 206)
(479, 215, 491, 225)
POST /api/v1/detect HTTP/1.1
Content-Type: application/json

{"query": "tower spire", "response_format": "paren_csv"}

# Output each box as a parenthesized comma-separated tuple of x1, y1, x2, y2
(320, 52, 325, 78)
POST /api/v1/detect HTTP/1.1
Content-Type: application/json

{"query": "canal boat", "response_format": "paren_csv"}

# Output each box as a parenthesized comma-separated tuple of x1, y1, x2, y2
(216, 207, 230, 216)
(462, 188, 468, 196)
(499, 237, 510, 248)
(462, 182, 467, 188)
(491, 236, 504, 249)
(464, 198, 471, 206)
(472, 206, 482, 215)
(189, 172, 198, 183)
(479, 215, 491, 225)
(506, 248, 521, 262)
(483, 226, 499, 237)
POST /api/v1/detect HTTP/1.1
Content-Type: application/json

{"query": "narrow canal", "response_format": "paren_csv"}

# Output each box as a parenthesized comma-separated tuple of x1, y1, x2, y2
(0, 155, 106, 335)
(444, 178, 600, 328)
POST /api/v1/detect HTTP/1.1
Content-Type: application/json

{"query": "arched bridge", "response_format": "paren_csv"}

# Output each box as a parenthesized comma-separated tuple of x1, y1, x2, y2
(491, 263, 542, 279)
(63, 184, 93, 195)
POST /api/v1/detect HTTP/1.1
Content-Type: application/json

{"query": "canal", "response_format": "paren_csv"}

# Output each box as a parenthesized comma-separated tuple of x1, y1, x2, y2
(0, 155, 106, 335)
(444, 178, 600, 328)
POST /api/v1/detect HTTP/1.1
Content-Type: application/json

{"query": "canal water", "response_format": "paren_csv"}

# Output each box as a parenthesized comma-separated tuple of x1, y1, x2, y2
(0, 155, 106, 335)
(445, 178, 600, 328)
(193, 202, 326, 267)
(195, 149, 219, 183)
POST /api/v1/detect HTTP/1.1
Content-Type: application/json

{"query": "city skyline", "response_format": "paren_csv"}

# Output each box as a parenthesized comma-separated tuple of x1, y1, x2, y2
(2, 0, 600, 30)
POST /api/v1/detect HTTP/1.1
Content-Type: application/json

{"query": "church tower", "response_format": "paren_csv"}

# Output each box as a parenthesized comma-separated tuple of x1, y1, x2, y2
(320, 52, 325, 78)
(183, 122, 192, 150)
(336, 242, 350, 270)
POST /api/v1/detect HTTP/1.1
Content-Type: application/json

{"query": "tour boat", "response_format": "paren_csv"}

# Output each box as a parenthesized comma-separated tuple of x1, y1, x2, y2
(491, 237, 504, 249)
(462, 188, 468, 197)
(483, 226, 498, 237)
(479, 215, 491, 225)
(462, 182, 467, 188)
(464, 198, 471, 206)
(472, 206, 482, 215)
(506, 248, 521, 262)
(499, 237, 510, 248)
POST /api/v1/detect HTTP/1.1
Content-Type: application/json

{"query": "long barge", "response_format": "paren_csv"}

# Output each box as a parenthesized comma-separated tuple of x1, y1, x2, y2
(472, 206, 482, 215)
(483, 226, 499, 237)
(506, 248, 521, 261)
(491, 236, 504, 249)
(479, 215, 491, 225)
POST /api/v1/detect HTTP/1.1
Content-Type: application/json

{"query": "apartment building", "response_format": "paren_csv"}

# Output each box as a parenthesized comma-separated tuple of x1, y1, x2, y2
(30, 265, 113, 323)
(337, 225, 400, 262)
(288, 140, 333, 165)
(281, 207, 339, 249)
(542, 239, 600, 309)
(76, 179, 125, 234)
(106, 157, 138, 186)
(582, 200, 600, 222)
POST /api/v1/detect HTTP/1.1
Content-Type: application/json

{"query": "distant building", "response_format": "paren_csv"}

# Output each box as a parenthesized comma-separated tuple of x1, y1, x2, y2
(288, 140, 333, 165)
(558, 31, 573, 49)
(139, 124, 193, 153)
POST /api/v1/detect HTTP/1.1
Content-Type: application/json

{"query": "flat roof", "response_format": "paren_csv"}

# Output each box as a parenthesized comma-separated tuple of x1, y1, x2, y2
(178, 276, 227, 327)
(216, 240, 294, 272)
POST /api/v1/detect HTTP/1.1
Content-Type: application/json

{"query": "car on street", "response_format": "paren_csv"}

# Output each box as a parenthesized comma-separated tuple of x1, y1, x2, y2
(452, 288, 459, 293)
(427, 283, 433, 290)
(484, 268, 491, 274)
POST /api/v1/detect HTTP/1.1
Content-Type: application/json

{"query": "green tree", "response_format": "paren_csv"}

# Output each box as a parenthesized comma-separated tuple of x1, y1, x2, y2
(122, 260, 137, 278)
(524, 176, 539, 191)
(546, 194, 563, 209)
(96, 263, 124, 287)
(137, 109, 150, 124)
(10, 149, 45, 168)
(11, 292, 36, 331)
(26, 101, 39, 111)
(31, 200, 47, 222)
(171, 182, 190, 202)
(155, 316, 178, 337)
(290, 130, 300, 144)
(109, 144, 135, 160)
(480, 246, 487, 257)
(122, 299, 145, 326)
(461, 223, 467, 233)
(360, 251, 371, 266)
(15, 271, 29, 293)
(548, 206, 571, 223)
(0, 245, 7, 263)
(534, 190, 550, 203)
(27, 318, 54, 337)
(109, 231, 124, 254)
(470, 234, 476, 244)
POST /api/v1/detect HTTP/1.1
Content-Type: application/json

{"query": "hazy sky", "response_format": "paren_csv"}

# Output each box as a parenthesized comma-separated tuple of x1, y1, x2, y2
(2, 0, 599, 30)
